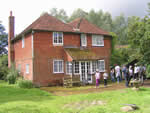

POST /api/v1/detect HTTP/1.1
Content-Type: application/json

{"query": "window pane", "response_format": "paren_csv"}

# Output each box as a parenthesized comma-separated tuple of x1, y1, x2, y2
(66, 62, 72, 74)
(74, 61, 79, 74)
(54, 61, 58, 72)
(53, 32, 63, 44)
(26, 64, 29, 74)
(81, 34, 86, 46)
(98, 60, 105, 72)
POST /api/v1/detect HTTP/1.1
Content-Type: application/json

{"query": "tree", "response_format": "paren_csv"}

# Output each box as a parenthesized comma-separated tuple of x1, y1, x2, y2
(87, 9, 113, 32)
(0, 22, 8, 55)
(69, 8, 88, 21)
(112, 13, 128, 45)
(49, 8, 69, 22)
(128, 16, 150, 65)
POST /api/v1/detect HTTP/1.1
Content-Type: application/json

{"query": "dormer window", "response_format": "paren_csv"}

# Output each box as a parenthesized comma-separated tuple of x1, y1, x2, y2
(53, 32, 63, 45)
(92, 35, 104, 46)
(81, 34, 87, 47)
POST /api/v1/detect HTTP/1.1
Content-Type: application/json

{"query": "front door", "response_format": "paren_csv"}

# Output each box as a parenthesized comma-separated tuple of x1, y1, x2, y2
(80, 61, 92, 83)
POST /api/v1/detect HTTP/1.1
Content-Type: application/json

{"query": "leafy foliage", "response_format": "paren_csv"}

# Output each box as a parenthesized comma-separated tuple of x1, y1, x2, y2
(0, 55, 8, 80)
(18, 80, 33, 89)
(128, 16, 150, 65)
(7, 64, 19, 84)
(0, 22, 8, 55)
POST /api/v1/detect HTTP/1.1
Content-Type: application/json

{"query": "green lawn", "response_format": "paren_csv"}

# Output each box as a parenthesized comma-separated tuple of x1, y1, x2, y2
(0, 81, 150, 113)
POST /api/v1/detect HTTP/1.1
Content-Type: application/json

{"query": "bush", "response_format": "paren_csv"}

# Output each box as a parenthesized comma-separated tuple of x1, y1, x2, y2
(18, 80, 33, 89)
(7, 64, 19, 84)
(146, 64, 150, 78)
(0, 55, 8, 80)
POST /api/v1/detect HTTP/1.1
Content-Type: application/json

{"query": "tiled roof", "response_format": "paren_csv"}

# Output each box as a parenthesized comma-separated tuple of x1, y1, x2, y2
(64, 48, 104, 60)
(20, 13, 74, 35)
(68, 18, 110, 35)
(16, 13, 110, 39)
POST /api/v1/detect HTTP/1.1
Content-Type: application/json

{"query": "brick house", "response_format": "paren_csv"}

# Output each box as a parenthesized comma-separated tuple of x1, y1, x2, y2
(8, 12, 112, 86)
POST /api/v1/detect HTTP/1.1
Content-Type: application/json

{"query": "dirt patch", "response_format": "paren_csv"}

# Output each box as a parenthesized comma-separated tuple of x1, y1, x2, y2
(40, 80, 150, 96)
(63, 100, 106, 111)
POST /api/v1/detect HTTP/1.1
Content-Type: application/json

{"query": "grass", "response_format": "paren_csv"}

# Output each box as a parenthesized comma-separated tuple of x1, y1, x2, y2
(0, 81, 150, 113)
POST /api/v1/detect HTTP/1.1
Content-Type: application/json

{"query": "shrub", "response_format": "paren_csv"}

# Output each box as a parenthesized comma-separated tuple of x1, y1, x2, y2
(0, 55, 8, 80)
(7, 64, 19, 84)
(18, 80, 33, 89)
(146, 64, 150, 78)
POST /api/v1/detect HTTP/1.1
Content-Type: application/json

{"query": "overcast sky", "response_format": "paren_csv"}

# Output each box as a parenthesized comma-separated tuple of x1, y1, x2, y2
(0, 0, 149, 34)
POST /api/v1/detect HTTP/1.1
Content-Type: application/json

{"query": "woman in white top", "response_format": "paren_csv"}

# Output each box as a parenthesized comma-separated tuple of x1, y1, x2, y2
(95, 69, 100, 88)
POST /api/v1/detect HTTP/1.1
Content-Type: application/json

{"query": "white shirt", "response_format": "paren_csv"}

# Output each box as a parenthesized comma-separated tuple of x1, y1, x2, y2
(134, 66, 139, 74)
(95, 72, 100, 79)
(115, 65, 120, 77)
(103, 73, 108, 79)
(129, 68, 133, 76)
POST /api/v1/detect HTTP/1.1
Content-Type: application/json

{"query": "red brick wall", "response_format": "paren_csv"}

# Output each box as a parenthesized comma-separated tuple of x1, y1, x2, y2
(32, 31, 111, 86)
(13, 34, 33, 80)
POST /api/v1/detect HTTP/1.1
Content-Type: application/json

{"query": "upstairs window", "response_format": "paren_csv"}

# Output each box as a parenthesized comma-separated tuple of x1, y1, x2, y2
(92, 35, 104, 46)
(53, 32, 63, 45)
(81, 34, 87, 46)
(22, 36, 25, 48)
(98, 60, 105, 72)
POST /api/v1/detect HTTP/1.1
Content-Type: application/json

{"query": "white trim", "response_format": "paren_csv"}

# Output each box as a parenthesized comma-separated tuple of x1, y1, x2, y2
(53, 59, 64, 73)
(53, 32, 63, 46)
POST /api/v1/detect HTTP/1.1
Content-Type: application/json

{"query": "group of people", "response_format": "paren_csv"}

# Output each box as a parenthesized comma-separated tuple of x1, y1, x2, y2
(94, 64, 146, 88)
(110, 64, 146, 87)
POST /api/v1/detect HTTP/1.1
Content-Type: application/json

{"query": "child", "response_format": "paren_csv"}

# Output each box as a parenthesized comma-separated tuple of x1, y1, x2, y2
(103, 70, 108, 87)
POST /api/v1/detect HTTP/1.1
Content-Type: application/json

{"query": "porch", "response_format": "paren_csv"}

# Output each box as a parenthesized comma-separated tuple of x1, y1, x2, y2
(64, 48, 106, 86)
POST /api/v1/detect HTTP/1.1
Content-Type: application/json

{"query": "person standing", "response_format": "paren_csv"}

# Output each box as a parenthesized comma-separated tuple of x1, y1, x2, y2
(134, 64, 139, 80)
(115, 64, 121, 83)
(110, 68, 115, 82)
(95, 69, 100, 88)
(128, 65, 133, 86)
(103, 70, 108, 87)
(122, 65, 129, 87)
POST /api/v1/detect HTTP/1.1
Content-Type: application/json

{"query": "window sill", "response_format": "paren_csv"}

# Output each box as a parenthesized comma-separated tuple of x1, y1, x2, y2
(92, 45, 104, 47)
(53, 43, 63, 46)
(53, 72, 64, 74)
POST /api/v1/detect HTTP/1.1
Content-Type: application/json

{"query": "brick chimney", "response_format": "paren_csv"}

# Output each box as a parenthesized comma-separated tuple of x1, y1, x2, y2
(8, 11, 15, 68)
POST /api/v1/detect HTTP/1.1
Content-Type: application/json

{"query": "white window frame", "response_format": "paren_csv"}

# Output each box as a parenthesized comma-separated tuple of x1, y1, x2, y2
(66, 62, 72, 75)
(98, 60, 105, 72)
(26, 64, 29, 74)
(81, 34, 87, 46)
(92, 35, 104, 46)
(53, 60, 64, 73)
(22, 36, 25, 48)
(74, 61, 79, 74)
(53, 32, 63, 46)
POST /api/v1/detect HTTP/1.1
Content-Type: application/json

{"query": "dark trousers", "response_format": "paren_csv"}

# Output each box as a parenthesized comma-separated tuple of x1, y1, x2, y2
(124, 75, 129, 87)
(104, 79, 107, 86)
(128, 75, 133, 86)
